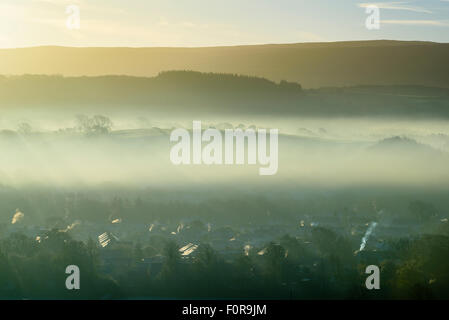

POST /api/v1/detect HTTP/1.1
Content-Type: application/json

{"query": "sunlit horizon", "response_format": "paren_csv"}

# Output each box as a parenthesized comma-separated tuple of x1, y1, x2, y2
(1, 0, 449, 49)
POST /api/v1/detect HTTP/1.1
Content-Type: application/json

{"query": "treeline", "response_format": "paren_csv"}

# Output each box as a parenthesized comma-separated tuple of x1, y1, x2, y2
(0, 188, 447, 227)
(1, 71, 448, 117)
(0, 71, 302, 113)
(1, 226, 449, 299)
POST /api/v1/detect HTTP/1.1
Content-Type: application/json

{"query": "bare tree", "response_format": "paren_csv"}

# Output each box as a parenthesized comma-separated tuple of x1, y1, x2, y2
(17, 122, 32, 135)
(75, 114, 113, 136)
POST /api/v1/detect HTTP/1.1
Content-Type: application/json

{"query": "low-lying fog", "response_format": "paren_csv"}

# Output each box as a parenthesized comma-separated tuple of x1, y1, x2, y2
(1, 111, 448, 189)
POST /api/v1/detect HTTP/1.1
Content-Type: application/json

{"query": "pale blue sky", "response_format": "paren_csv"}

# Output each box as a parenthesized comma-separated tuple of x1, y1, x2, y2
(1, 0, 448, 48)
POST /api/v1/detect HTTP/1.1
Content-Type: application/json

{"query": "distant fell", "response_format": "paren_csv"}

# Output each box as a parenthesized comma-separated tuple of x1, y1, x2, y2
(1, 40, 448, 88)
(369, 136, 441, 155)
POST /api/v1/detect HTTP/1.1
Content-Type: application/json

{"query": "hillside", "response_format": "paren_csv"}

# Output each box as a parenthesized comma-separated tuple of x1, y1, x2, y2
(1, 40, 449, 88)
(369, 136, 441, 154)
(1, 71, 449, 118)
(0, 71, 303, 113)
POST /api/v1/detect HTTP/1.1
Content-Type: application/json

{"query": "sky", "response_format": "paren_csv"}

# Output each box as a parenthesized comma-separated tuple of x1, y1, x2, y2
(1, 0, 449, 48)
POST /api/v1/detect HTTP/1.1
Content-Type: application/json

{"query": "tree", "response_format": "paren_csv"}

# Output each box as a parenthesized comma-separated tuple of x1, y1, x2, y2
(76, 114, 113, 136)
(408, 201, 438, 223)
(279, 80, 302, 92)
(17, 122, 32, 135)
(86, 237, 99, 268)
(159, 240, 180, 281)
(0, 249, 22, 299)
(264, 242, 286, 281)
(133, 243, 144, 262)
(194, 244, 219, 271)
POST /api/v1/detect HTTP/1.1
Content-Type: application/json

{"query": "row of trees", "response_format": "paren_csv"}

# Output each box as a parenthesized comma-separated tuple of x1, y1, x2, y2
(1, 226, 449, 299)
(0, 115, 113, 138)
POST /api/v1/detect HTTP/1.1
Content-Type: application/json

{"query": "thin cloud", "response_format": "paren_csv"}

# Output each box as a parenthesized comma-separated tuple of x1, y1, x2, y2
(31, 0, 83, 4)
(358, 2, 432, 14)
(382, 19, 449, 26)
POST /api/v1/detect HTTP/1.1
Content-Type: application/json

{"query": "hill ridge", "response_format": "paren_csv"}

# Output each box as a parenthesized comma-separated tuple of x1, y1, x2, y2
(1, 40, 448, 88)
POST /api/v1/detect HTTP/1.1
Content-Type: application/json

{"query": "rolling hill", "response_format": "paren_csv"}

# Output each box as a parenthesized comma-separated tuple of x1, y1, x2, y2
(1, 71, 448, 118)
(1, 40, 449, 89)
